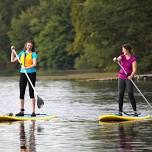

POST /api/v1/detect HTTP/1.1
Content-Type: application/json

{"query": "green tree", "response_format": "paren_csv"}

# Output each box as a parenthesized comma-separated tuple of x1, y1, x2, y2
(0, 0, 17, 70)
(8, 0, 40, 49)
(69, 0, 152, 72)
(0, 0, 39, 72)
(33, 0, 75, 70)
(1, 0, 152, 73)
(8, 8, 37, 49)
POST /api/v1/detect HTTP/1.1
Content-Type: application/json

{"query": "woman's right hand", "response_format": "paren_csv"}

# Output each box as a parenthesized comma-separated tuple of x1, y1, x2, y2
(113, 57, 117, 62)
(113, 56, 122, 62)
(11, 46, 15, 51)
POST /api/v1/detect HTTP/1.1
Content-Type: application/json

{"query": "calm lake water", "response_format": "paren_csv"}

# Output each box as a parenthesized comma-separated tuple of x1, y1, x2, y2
(0, 77, 152, 152)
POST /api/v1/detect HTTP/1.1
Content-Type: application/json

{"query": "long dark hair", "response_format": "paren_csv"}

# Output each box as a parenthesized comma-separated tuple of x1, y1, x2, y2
(122, 43, 134, 54)
(24, 40, 35, 52)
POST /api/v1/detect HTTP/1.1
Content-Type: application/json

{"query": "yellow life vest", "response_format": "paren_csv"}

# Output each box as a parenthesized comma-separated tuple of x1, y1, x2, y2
(20, 52, 33, 67)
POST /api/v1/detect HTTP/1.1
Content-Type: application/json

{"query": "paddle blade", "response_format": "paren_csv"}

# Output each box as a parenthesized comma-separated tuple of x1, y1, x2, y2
(37, 96, 44, 109)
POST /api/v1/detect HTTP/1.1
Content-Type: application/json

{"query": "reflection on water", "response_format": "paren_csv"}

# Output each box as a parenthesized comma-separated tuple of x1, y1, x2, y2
(118, 123, 135, 152)
(98, 120, 152, 152)
(19, 121, 36, 152)
(0, 78, 151, 152)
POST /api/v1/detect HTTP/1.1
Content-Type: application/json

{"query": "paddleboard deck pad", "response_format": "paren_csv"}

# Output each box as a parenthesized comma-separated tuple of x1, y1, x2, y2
(0, 114, 57, 122)
(98, 114, 151, 122)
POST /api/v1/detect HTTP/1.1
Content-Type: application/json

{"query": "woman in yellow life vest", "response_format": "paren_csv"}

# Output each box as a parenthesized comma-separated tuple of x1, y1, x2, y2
(11, 40, 38, 117)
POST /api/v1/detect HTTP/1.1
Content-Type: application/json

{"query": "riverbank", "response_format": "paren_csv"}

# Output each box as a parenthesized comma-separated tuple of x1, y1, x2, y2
(38, 72, 117, 81)
(1, 71, 152, 81)
(38, 72, 152, 81)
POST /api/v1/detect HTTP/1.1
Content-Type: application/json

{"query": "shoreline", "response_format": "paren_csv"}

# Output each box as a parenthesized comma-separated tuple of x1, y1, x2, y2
(0, 73, 151, 81)
(38, 72, 117, 81)
(38, 72, 152, 81)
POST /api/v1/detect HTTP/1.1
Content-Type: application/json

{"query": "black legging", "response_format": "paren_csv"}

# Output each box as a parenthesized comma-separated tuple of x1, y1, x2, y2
(118, 78, 136, 112)
(19, 73, 36, 99)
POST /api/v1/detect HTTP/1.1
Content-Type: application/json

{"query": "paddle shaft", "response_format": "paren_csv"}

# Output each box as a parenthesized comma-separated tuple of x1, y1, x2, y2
(118, 62, 152, 109)
(12, 48, 38, 97)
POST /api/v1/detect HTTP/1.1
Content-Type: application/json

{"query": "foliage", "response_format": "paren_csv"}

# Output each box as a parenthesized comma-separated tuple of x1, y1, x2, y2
(69, 0, 152, 71)
(0, 0, 151, 73)
(33, 0, 75, 70)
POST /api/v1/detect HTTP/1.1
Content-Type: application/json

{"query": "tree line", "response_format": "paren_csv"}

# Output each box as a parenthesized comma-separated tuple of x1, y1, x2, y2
(0, 0, 151, 73)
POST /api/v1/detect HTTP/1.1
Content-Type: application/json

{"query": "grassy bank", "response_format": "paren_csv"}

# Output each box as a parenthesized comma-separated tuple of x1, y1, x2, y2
(2, 69, 151, 81)
(1, 69, 117, 81)
(37, 71, 152, 81)
(37, 70, 117, 80)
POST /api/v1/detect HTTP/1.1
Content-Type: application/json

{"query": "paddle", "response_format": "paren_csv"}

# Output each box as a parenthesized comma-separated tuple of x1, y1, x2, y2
(11, 46, 44, 109)
(117, 61, 152, 110)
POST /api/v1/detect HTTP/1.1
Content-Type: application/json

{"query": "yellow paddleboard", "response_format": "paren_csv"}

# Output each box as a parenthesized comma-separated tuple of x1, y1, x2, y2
(98, 114, 151, 122)
(0, 114, 57, 122)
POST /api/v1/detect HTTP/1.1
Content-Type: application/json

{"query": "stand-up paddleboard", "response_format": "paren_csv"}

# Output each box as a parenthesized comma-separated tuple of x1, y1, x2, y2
(0, 114, 57, 122)
(98, 114, 151, 122)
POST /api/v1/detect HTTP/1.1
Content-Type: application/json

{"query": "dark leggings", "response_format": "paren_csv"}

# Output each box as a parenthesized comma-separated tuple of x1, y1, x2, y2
(118, 78, 136, 112)
(19, 73, 36, 99)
